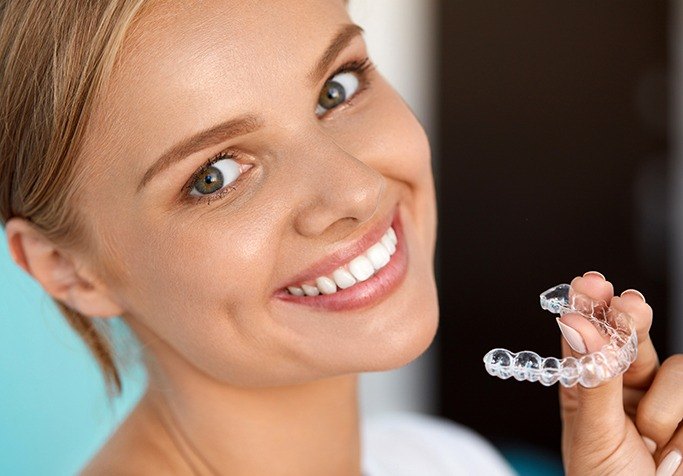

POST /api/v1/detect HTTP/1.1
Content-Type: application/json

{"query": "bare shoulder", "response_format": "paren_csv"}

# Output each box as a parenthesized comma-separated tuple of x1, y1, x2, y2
(79, 395, 180, 475)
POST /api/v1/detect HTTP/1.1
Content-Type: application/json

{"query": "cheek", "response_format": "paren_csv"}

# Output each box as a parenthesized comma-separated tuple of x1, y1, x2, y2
(126, 212, 261, 295)
(113, 212, 289, 380)
(353, 81, 433, 181)
(351, 83, 436, 252)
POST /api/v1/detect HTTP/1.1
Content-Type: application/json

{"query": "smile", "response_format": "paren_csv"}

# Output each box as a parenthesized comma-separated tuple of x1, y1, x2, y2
(285, 225, 398, 296)
(273, 206, 408, 312)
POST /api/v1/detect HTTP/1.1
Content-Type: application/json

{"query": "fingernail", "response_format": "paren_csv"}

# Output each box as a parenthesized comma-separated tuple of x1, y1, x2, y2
(642, 436, 657, 455)
(583, 271, 606, 280)
(656, 449, 682, 476)
(621, 289, 646, 303)
(556, 318, 587, 354)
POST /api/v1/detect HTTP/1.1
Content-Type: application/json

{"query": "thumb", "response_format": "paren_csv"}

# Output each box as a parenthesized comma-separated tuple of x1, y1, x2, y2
(558, 311, 626, 445)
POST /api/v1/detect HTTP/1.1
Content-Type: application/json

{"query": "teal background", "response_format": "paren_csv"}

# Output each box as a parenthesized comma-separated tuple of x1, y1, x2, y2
(0, 233, 146, 475)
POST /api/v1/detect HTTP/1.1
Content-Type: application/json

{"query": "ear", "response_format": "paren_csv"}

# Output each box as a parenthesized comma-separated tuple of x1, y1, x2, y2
(4, 217, 124, 318)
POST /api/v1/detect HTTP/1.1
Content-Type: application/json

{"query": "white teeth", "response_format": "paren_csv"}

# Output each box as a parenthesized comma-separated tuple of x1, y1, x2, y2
(315, 276, 337, 294)
(287, 286, 305, 296)
(381, 235, 396, 255)
(285, 225, 399, 296)
(301, 284, 320, 296)
(366, 242, 391, 270)
(348, 255, 375, 282)
(387, 226, 397, 245)
(332, 267, 357, 289)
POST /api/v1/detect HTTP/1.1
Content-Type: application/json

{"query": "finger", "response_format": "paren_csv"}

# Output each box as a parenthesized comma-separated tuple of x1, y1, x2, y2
(656, 449, 683, 476)
(558, 311, 609, 356)
(636, 355, 683, 455)
(569, 272, 615, 311)
(654, 425, 683, 476)
(559, 273, 626, 444)
(559, 273, 614, 357)
(610, 290, 659, 390)
(558, 312, 611, 421)
(560, 318, 625, 442)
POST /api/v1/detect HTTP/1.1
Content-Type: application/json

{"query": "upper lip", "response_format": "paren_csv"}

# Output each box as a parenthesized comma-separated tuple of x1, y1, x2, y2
(277, 204, 398, 291)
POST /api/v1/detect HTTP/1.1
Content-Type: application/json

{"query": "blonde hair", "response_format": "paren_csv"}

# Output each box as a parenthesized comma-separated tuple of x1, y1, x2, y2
(0, 1, 152, 396)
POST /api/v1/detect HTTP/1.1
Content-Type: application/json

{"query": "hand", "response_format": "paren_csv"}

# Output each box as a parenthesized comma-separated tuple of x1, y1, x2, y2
(558, 271, 683, 476)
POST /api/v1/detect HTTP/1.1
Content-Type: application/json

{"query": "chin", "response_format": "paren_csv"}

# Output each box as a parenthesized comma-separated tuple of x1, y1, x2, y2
(357, 285, 440, 373)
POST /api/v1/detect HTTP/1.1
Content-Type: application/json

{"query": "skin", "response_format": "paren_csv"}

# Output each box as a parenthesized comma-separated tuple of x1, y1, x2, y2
(558, 273, 683, 476)
(6, 0, 439, 474)
(4, 1, 683, 475)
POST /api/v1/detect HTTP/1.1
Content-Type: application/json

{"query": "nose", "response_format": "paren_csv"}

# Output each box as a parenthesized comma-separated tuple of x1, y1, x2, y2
(290, 132, 385, 239)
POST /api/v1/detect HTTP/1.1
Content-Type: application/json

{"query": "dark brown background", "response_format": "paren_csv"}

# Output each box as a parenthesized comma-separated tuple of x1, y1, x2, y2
(434, 0, 670, 462)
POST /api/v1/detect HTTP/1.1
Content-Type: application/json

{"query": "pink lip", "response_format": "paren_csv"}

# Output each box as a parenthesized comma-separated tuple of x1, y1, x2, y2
(272, 205, 408, 312)
(277, 204, 398, 289)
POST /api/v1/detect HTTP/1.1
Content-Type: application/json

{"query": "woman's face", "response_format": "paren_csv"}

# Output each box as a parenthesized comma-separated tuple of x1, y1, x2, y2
(80, 0, 439, 387)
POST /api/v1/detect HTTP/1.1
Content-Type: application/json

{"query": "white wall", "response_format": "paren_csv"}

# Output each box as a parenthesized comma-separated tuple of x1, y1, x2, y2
(347, 0, 440, 417)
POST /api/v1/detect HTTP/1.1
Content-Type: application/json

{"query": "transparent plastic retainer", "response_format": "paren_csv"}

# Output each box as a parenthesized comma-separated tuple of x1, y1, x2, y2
(483, 283, 638, 388)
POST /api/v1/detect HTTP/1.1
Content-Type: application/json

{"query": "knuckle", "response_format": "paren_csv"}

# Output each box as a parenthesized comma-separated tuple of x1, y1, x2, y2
(616, 297, 653, 334)
(660, 354, 683, 374)
(636, 399, 671, 435)
(622, 297, 653, 320)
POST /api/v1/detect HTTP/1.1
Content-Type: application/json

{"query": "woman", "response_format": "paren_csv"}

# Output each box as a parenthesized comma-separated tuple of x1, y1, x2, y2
(1, 1, 681, 474)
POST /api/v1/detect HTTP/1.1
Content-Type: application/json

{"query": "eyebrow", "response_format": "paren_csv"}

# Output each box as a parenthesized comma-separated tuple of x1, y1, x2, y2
(307, 23, 365, 86)
(137, 22, 365, 193)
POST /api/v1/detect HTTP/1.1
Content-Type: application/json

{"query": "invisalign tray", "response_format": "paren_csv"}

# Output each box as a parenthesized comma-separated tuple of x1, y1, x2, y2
(483, 283, 638, 388)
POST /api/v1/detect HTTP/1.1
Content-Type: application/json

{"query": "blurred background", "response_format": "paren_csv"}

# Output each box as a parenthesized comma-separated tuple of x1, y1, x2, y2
(436, 2, 670, 475)
(0, 0, 678, 474)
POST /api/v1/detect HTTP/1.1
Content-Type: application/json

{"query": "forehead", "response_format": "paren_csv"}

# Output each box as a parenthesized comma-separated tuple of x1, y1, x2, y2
(118, 0, 349, 90)
(88, 0, 350, 181)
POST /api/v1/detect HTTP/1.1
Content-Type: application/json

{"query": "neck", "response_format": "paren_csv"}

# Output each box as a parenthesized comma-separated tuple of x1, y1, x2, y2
(142, 357, 362, 476)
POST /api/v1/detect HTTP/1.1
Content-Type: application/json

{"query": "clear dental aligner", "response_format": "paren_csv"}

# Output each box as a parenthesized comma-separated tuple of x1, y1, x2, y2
(482, 283, 638, 388)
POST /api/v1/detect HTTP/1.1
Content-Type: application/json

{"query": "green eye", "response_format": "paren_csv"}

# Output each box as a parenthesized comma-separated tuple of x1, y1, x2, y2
(193, 165, 223, 195)
(190, 157, 241, 197)
(315, 71, 360, 116)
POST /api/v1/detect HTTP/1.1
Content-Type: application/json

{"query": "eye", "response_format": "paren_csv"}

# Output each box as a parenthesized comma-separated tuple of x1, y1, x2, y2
(315, 71, 360, 117)
(189, 154, 243, 197)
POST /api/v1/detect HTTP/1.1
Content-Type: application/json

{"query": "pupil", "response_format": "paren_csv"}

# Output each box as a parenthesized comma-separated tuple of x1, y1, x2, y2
(195, 166, 223, 194)
(319, 80, 346, 110)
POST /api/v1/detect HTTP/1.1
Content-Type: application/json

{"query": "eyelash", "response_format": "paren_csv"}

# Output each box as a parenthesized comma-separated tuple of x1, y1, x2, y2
(184, 55, 376, 205)
(183, 150, 243, 206)
(317, 56, 375, 118)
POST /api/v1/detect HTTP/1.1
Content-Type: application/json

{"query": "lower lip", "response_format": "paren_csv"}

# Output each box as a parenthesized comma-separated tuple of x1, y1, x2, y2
(273, 208, 408, 312)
